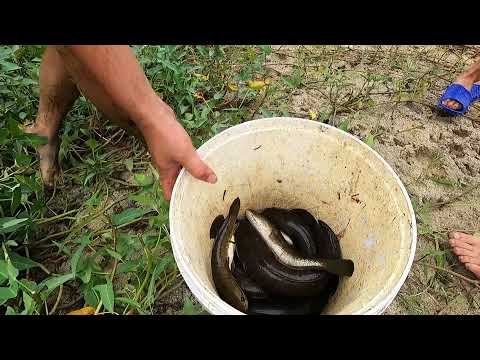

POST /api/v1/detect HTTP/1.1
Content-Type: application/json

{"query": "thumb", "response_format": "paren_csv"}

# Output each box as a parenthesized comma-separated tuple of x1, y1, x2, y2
(182, 151, 217, 184)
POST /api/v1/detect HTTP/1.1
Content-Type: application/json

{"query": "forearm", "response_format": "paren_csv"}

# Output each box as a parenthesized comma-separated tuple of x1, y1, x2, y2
(56, 45, 162, 132)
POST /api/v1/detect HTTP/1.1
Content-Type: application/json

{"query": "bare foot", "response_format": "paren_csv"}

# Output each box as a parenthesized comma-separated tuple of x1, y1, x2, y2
(449, 232, 480, 279)
(441, 75, 480, 111)
(24, 123, 60, 190)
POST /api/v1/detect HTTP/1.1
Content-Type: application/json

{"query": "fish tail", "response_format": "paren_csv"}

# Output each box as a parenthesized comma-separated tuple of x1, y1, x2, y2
(325, 259, 355, 277)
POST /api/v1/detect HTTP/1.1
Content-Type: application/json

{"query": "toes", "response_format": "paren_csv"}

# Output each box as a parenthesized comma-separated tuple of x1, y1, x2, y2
(449, 239, 474, 251)
(443, 99, 461, 110)
(465, 263, 480, 279)
(458, 256, 480, 266)
(452, 246, 474, 257)
(450, 232, 479, 246)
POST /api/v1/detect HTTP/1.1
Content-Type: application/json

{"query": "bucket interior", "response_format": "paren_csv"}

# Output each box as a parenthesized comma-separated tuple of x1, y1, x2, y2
(170, 118, 416, 314)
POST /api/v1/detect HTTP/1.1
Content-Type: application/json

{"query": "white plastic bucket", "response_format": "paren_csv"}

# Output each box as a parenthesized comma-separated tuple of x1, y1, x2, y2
(169, 118, 417, 315)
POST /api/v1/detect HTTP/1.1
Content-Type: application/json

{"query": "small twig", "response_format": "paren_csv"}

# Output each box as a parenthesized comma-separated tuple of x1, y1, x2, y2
(94, 300, 103, 315)
(35, 209, 80, 225)
(416, 262, 480, 288)
(109, 226, 119, 282)
(48, 285, 63, 315)
(431, 182, 480, 209)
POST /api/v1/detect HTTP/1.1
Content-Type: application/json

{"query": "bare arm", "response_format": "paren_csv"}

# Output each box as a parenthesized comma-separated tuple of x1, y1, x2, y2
(56, 45, 217, 200)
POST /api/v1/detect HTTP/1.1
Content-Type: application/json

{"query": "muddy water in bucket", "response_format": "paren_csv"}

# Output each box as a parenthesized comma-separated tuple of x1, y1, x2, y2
(169, 118, 417, 315)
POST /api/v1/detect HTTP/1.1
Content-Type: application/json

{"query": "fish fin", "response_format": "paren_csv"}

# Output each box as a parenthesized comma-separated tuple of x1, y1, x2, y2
(325, 259, 355, 277)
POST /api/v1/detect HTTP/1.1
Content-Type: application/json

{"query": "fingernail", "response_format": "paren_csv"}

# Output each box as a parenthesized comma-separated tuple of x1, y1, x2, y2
(453, 232, 459, 239)
(207, 173, 217, 184)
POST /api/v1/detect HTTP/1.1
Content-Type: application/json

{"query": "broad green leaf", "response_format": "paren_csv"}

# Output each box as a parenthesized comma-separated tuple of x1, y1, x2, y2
(0, 61, 20, 72)
(111, 207, 145, 226)
(82, 283, 99, 307)
(8, 251, 40, 271)
(7, 118, 23, 137)
(282, 76, 296, 88)
(339, 119, 349, 132)
(22, 292, 34, 315)
(5, 306, 17, 315)
(78, 264, 92, 284)
(83, 172, 96, 186)
(125, 158, 134, 172)
(117, 260, 139, 274)
(134, 173, 154, 187)
(0, 286, 18, 301)
(85, 189, 103, 207)
(10, 187, 22, 215)
(24, 133, 48, 146)
(71, 234, 91, 276)
(364, 133, 375, 147)
(19, 279, 38, 295)
(105, 248, 122, 261)
(181, 298, 203, 315)
(128, 193, 154, 207)
(184, 113, 194, 122)
(6, 259, 19, 281)
(41, 273, 75, 291)
(94, 281, 115, 313)
(15, 175, 41, 192)
(85, 138, 98, 151)
(1, 217, 29, 229)
(0, 260, 8, 279)
(259, 45, 272, 55)
(15, 153, 31, 167)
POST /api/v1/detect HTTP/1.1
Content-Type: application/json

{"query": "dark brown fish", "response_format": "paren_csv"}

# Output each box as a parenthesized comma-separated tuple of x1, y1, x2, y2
(231, 251, 270, 300)
(247, 293, 331, 315)
(210, 214, 226, 240)
(211, 198, 248, 312)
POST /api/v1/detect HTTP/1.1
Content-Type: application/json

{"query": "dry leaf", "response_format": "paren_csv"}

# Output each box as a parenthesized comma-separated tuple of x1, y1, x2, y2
(193, 92, 205, 101)
(67, 306, 96, 315)
(192, 72, 209, 81)
(247, 80, 271, 90)
(227, 83, 238, 92)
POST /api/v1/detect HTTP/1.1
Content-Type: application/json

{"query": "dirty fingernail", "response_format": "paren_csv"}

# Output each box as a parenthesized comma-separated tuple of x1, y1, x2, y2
(207, 173, 217, 183)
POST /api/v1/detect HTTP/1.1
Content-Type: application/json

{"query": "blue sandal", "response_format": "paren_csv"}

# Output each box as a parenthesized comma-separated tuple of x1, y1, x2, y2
(438, 83, 473, 116)
(471, 83, 480, 101)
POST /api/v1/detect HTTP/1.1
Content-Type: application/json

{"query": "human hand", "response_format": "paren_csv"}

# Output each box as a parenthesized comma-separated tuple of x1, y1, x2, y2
(138, 100, 217, 201)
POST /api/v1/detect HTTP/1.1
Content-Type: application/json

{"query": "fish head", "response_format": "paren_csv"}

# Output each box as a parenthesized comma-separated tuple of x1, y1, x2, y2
(245, 209, 274, 239)
(236, 288, 249, 313)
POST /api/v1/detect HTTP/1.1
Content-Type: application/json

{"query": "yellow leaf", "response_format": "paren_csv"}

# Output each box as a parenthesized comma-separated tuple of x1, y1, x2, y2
(228, 84, 238, 92)
(67, 306, 96, 315)
(192, 72, 209, 81)
(308, 110, 318, 120)
(193, 92, 205, 101)
(247, 80, 269, 90)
